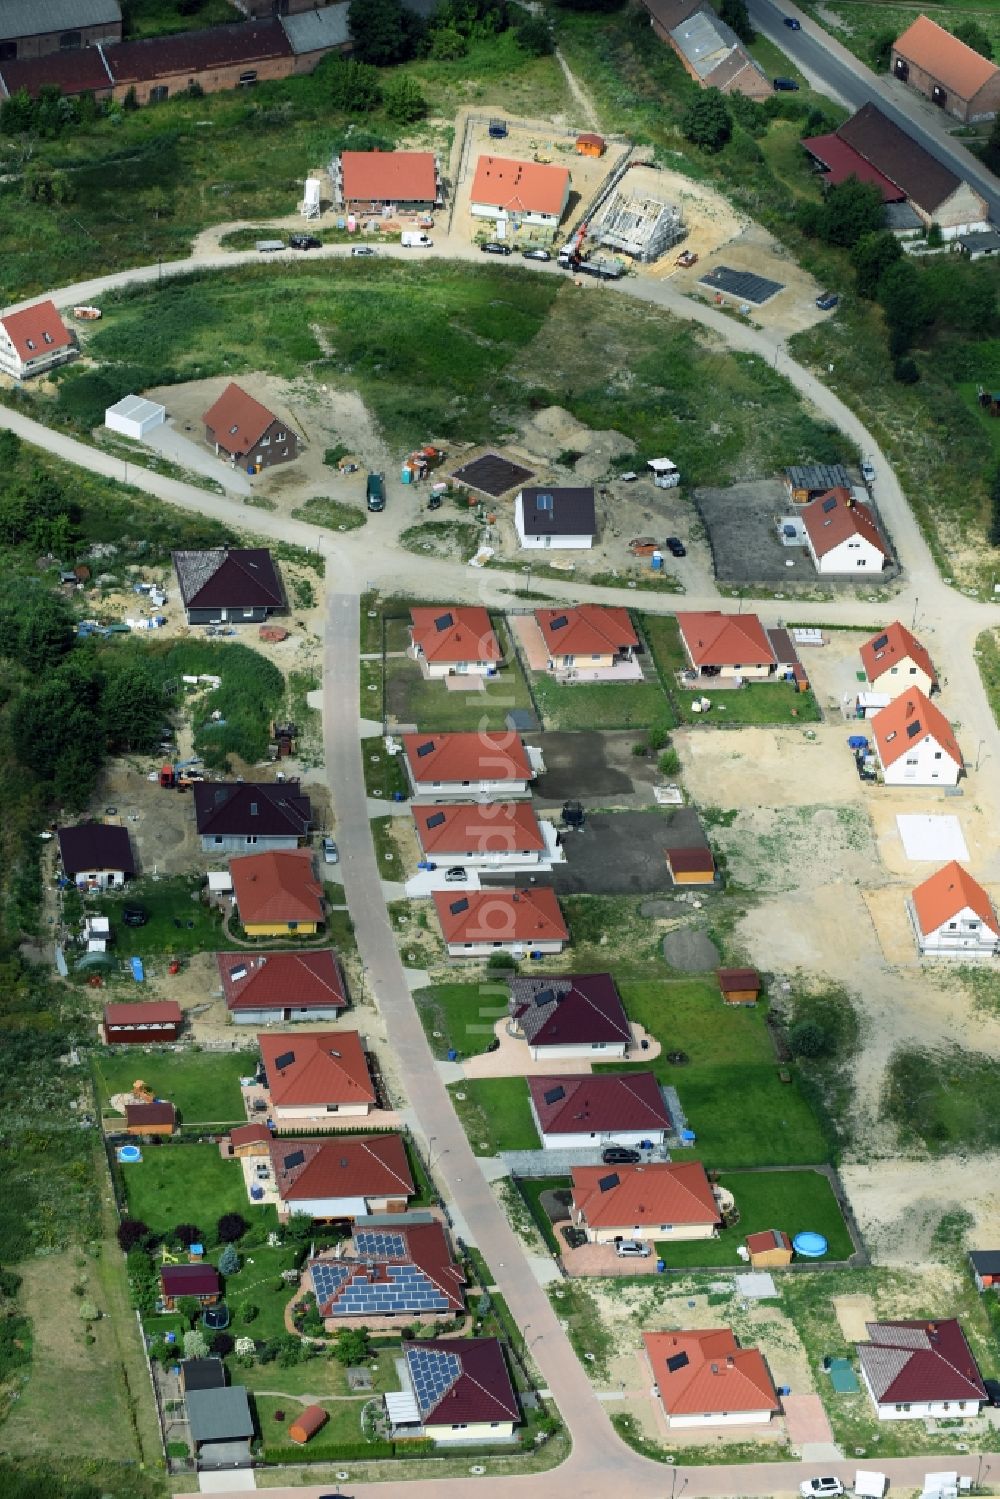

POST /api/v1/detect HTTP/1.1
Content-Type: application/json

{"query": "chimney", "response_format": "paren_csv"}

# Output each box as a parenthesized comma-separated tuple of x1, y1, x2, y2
(711, 1363, 719, 1374)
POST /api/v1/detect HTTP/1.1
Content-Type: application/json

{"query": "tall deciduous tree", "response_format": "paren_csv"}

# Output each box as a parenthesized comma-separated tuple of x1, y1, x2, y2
(720, 0, 754, 44)
(682, 89, 732, 153)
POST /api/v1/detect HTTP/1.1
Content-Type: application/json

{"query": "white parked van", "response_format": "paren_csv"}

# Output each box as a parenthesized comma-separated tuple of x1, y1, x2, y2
(401, 232, 432, 248)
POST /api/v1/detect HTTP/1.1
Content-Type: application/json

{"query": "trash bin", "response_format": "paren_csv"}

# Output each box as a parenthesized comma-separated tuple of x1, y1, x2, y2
(447, 1048, 458, 1062)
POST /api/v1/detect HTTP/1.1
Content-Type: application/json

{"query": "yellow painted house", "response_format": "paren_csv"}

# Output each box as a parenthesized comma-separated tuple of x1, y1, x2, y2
(230, 849, 324, 938)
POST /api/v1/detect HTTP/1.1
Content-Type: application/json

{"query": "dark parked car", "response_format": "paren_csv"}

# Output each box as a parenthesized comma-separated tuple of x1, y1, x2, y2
(783, 14, 801, 27)
(815, 291, 840, 311)
(289, 234, 321, 250)
(481, 241, 512, 256)
(601, 1146, 642, 1165)
(123, 905, 148, 927)
(665, 536, 686, 557)
(773, 77, 799, 90)
(522, 248, 551, 262)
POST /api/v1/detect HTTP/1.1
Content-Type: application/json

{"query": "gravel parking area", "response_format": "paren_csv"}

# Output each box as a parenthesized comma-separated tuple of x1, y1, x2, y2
(549, 808, 709, 895)
(532, 732, 660, 801)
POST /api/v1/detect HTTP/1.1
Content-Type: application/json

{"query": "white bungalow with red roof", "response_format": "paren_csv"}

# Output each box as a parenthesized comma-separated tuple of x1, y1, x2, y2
(871, 687, 963, 786)
(908, 861, 1000, 959)
(644, 1328, 780, 1428)
(801, 488, 890, 574)
(412, 801, 559, 870)
(860, 621, 937, 699)
(0, 300, 75, 380)
(675, 611, 778, 680)
(470, 155, 570, 228)
(259, 1030, 375, 1127)
(528, 1072, 671, 1149)
(857, 1319, 986, 1420)
(571, 1161, 720, 1244)
(534, 606, 640, 680)
(218, 950, 347, 1025)
(402, 732, 536, 798)
(433, 887, 567, 957)
(270, 1134, 414, 1222)
(408, 607, 501, 679)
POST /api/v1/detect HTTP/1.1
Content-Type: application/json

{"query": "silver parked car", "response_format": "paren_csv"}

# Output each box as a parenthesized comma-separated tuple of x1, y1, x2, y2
(323, 837, 339, 865)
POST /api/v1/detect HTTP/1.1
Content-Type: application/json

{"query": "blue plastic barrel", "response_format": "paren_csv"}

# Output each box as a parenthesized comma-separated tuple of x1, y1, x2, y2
(447, 1049, 458, 1062)
(656, 1259, 666, 1273)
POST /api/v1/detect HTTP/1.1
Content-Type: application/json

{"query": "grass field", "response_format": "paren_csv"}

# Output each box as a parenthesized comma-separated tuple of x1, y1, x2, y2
(530, 675, 671, 733)
(517, 1176, 569, 1254)
(414, 980, 510, 1059)
(884, 1043, 1000, 1154)
(977, 629, 1000, 735)
(611, 980, 830, 1167)
(370, 816, 403, 881)
(126, 0, 237, 38)
(362, 742, 409, 801)
(291, 496, 367, 532)
(641, 613, 820, 725)
(657, 1169, 854, 1266)
(121, 1143, 275, 1241)
(447, 1077, 538, 1154)
(94, 875, 226, 956)
(93, 1049, 252, 1125)
(385, 634, 533, 732)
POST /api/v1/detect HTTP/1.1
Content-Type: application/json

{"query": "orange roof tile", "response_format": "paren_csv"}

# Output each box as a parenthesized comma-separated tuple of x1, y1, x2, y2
(413, 801, 545, 856)
(0, 300, 73, 361)
(535, 605, 638, 658)
(801, 488, 889, 561)
(860, 620, 937, 687)
(675, 611, 774, 669)
(409, 606, 500, 665)
(433, 887, 567, 945)
(871, 687, 962, 770)
(894, 15, 999, 101)
(572, 1162, 719, 1230)
(644, 1328, 780, 1417)
(272, 1133, 413, 1203)
(403, 732, 531, 785)
(260, 1030, 375, 1109)
(470, 154, 570, 216)
(340, 150, 437, 204)
(911, 860, 999, 937)
(203, 382, 282, 455)
(230, 849, 324, 926)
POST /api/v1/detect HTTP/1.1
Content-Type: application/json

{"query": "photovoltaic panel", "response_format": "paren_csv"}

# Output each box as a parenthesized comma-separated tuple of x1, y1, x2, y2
(282, 1149, 305, 1170)
(354, 1230, 407, 1259)
(406, 1347, 462, 1415)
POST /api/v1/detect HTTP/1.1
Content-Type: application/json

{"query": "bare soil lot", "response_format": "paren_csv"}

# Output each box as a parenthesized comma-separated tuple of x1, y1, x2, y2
(532, 731, 660, 802)
(548, 807, 709, 895)
(841, 1157, 1000, 1268)
(677, 723, 864, 809)
(713, 804, 877, 894)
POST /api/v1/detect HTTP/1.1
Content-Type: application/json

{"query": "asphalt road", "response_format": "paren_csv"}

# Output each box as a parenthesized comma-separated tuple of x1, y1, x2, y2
(748, 0, 1000, 222)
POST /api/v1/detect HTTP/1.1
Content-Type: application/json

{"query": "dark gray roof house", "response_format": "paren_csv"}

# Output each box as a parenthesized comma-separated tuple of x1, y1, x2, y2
(58, 823, 135, 885)
(515, 486, 596, 545)
(180, 1357, 227, 1393)
(194, 781, 312, 854)
(172, 547, 284, 625)
(185, 1385, 254, 1468)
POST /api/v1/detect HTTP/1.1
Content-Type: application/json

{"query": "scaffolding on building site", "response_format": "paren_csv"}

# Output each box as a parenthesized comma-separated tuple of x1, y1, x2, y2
(592, 190, 685, 263)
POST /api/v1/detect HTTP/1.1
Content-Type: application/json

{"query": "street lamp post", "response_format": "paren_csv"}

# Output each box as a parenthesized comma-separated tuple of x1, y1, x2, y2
(976, 738, 986, 772)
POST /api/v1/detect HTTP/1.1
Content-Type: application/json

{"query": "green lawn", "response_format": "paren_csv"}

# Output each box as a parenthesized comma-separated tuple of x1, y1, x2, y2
(223, 1243, 303, 1340)
(611, 980, 831, 1167)
(385, 653, 533, 733)
(94, 1048, 252, 1125)
(517, 1176, 570, 1254)
(362, 742, 409, 801)
(255, 1391, 368, 1450)
(657, 1169, 854, 1267)
(414, 981, 510, 1060)
(530, 675, 671, 733)
(121, 1143, 274, 1242)
(126, 0, 238, 39)
(232, 1347, 400, 1398)
(641, 614, 820, 725)
(447, 1078, 538, 1154)
(884, 1043, 1000, 1155)
(94, 875, 225, 956)
(370, 816, 403, 881)
(291, 496, 367, 532)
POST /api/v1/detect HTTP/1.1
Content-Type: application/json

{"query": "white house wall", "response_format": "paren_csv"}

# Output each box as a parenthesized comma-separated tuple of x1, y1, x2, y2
(529, 1040, 628, 1061)
(880, 736, 961, 786)
(811, 536, 886, 574)
(909, 899, 999, 958)
(540, 1127, 666, 1149)
(426, 1420, 518, 1443)
(410, 777, 532, 798)
(668, 1408, 774, 1428)
(586, 1221, 715, 1244)
(446, 937, 565, 958)
(870, 662, 935, 698)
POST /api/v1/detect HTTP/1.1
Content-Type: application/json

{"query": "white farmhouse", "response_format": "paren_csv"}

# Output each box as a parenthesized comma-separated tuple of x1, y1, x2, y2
(0, 300, 76, 380)
(801, 487, 890, 574)
(908, 861, 1000, 959)
(871, 687, 963, 786)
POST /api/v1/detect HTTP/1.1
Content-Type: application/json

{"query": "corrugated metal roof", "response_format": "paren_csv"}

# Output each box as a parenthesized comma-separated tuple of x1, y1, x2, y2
(669, 9, 736, 77)
(0, 0, 121, 42)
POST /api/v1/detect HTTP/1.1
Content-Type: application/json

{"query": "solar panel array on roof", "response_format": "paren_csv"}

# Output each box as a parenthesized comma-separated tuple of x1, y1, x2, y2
(426, 812, 446, 829)
(906, 719, 922, 738)
(666, 1351, 689, 1373)
(822, 495, 838, 514)
(537, 493, 554, 511)
(533, 987, 556, 1007)
(451, 453, 534, 498)
(449, 897, 469, 915)
(407, 1347, 462, 1414)
(354, 1229, 407, 1259)
(283, 1149, 305, 1170)
(434, 612, 454, 631)
(274, 1049, 295, 1070)
(597, 1172, 619, 1193)
(543, 1085, 566, 1105)
(333, 1264, 451, 1317)
(311, 1260, 352, 1303)
(549, 615, 568, 631)
(872, 633, 889, 651)
(416, 740, 435, 758)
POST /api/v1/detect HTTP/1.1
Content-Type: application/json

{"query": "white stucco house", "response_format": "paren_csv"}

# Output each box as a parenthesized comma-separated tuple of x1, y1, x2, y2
(528, 1072, 670, 1148)
(412, 801, 559, 870)
(644, 1329, 780, 1428)
(270, 1135, 413, 1223)
(860, 620, 937, 699)
(857, 1320, 986, 1420)
(514, 486, 596, 549)
(402, 732, 537, 798)
(469, 154, 570, 228)
(508, 973, 631, 1060)
(433, 888, 568, 958)
(801, 488, 890, 574)
(908, 861, 1000, 959)
(871, 687, 963, 786)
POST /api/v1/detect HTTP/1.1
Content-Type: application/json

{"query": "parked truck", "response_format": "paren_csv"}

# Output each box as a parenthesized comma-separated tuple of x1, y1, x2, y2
(401, 232, 432, 248)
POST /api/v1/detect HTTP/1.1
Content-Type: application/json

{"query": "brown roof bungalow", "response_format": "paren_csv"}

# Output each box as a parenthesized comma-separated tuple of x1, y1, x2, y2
(104, 1000, 183, 1044)
(401, 1338, 520, 1439)
(161, 1263, 221, 1309)
(528, 1072, 671, 1147)
(194, 780, 311, 850)
(172, 546, 284, 625)
(58, 823, 135, 887)
(857, 1319, 986, 1418)
(433, 888, 568, 956)
(218, 950, 347, 1024)
(125, 1101, 176, 1135)
(508, 973, 631, 1059)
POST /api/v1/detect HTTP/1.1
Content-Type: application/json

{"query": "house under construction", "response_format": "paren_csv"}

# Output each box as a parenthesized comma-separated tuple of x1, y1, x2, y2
(592, 186, 685, 263)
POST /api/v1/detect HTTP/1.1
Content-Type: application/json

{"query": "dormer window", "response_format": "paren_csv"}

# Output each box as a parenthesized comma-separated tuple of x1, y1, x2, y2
(25, 339, 35, 350)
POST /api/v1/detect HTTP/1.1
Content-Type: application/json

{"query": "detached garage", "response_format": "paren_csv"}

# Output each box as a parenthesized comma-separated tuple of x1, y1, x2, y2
(105, 394, 166, 439)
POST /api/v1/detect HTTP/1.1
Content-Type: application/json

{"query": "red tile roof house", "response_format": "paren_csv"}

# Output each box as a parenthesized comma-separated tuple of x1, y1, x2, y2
(413, 800, 554, 871)
(104, 1000, 183, 1044)
(0, 301, 76, 380)
(470, 155, 571, 229)
(507, 973, 632, 1060)
(269, 1133, 414, 1223)
(891, 15, 1000, 124)
(871, 687, 963, 787)
(534, 606, 640, 682)
(801, 488, 890, 575)
(402, 732, 536, 798)
(259, 1030, 375, 1128)
(676, 611, 779, 680)
(203, 382, 299, 474)
(857, 1319, 986, 1420)
(433, 888, 568, 958)
(160, 1263, 221, 1311)
(194, 779, 311, 854)
(172, 546, 285, 626)
(229, 848, 325, 937)
(528, 1072, 671, 1149)
(860, 621, 938, 700)
(907, 861, 1000, 959)
(218, 950, 347, 1025)
(571, 1161, 721, 1244)
(643, 1328, 780, 1428)
(408, 607, 501, 680)
(58, 822, 135, 889)
(336, 150, 441, 214)
(308, 1216, 465, 1324)
(392, 1338, 520, 1443)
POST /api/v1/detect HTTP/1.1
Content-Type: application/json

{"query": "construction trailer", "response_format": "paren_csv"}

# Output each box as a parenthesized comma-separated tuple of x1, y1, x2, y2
(592, 186, 685, 263)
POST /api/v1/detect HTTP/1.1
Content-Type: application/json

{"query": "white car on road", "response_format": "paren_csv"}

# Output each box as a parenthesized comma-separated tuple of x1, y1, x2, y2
(800, 1481, 844, 1499)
